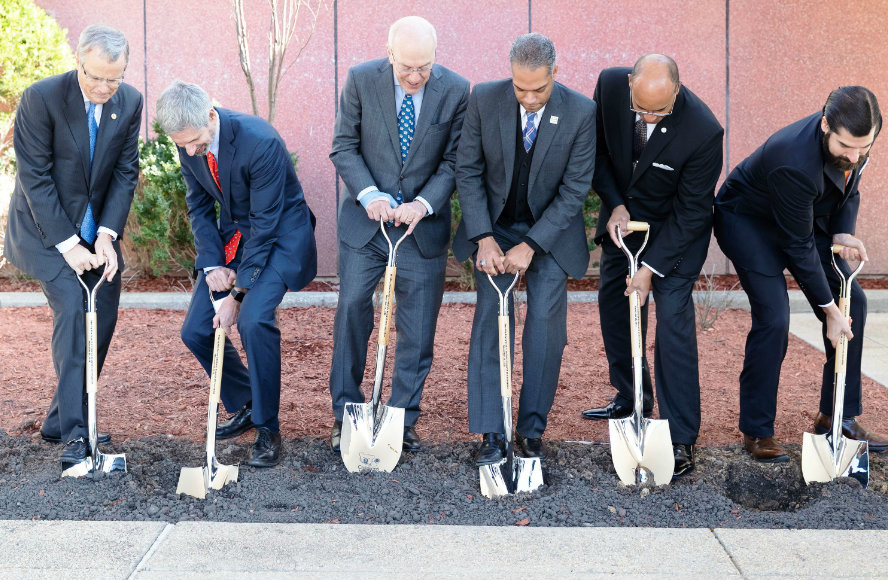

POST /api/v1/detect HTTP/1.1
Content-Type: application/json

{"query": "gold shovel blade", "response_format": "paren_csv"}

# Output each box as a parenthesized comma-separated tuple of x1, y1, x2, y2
(801, 432, 869, 487)
(340, 401, 405, 473)
(609, 417, 674, 486)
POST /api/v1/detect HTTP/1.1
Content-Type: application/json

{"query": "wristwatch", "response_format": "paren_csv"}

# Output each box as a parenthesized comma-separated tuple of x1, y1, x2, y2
(230, 288, 247, 303)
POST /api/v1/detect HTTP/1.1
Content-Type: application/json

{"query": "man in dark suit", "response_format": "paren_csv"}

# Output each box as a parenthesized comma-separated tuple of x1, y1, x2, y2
(155, 81, 317, 467)
(4, 25, 142, 468)
(714, 86, 887, 462)
(453, 33, 596, 466)
(329, 16, 469, 452)
(581, 55, 724, 477)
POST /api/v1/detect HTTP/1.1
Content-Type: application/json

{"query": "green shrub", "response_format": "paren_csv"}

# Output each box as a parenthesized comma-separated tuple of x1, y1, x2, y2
(125, 122, 195, 276)
(0, 0, 74, 169)
(584, 187, 601, 251)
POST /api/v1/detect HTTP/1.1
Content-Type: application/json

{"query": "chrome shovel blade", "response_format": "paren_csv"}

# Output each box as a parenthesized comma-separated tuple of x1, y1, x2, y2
(60, 451, 126, 478)
(801, 432, 869, 488)
(513, 456, 544, 493)
(340, 401, 405, 473)
(479, 456, 544, 498)
(61, 457, 94, 478)
(609, 416, 674, 486)
(177, 459, 239, 499)
(479, 458, 511, 498)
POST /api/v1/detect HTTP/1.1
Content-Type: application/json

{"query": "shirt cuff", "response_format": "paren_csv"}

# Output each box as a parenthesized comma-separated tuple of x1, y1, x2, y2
(97, 227, 118, 240)
(55, 235, 80, 254)
(641, 261, 665, 278)
(414, 196, 433, 216)
(819, 299, 836, 309)
(203, 266, 221, 273)
(355, 186, 379, 202)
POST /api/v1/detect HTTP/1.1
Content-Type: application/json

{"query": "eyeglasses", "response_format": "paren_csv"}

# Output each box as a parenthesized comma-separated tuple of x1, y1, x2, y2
(389, 51, 433, 76)
(80, 63, 125, 87)
(629, 85, 677, 118)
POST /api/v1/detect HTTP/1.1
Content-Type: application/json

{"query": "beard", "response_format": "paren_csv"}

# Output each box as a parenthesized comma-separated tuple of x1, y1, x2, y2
(822, 132, 869, 171)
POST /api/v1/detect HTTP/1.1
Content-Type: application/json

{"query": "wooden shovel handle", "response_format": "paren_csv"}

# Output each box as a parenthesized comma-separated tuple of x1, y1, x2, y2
(498, 314, 512, 397)
(627, 221, 649, 232)
(378, 265, 396, 347)
(85, 311, 98, 394)
(208, 326, 225, 404)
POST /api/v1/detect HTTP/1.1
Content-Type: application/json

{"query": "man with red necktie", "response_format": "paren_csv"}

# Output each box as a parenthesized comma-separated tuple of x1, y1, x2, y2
(156, 81, 317, 467)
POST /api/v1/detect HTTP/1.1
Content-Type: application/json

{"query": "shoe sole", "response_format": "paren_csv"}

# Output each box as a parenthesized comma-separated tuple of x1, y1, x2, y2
(403, 444, 421, 452)
(745, 450, 790, 463)
(42, 434, 111, 445)
(246, 457, 280, 468)
(582, 412, 653, 421)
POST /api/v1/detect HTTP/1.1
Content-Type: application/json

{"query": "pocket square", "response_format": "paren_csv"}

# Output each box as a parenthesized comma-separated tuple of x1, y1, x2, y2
(652, 162, 675, 171)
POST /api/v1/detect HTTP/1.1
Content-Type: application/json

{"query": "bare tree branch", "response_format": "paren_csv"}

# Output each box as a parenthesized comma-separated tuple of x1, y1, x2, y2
(232, 0, 259, 116)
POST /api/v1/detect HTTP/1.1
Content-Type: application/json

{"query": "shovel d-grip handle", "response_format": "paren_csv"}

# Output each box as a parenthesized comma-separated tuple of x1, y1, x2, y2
(626, 221, 650, 232)
(488, 273, 520, 398)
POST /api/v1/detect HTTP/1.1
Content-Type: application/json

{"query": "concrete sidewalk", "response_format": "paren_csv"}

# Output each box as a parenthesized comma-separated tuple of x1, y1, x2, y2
(2, 520, 886, 579)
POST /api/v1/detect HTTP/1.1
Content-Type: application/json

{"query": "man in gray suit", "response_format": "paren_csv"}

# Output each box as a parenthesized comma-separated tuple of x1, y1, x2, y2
(329, 16, 469, 452)
(453, 33, 596, 465)
(3, 25, 142, 467)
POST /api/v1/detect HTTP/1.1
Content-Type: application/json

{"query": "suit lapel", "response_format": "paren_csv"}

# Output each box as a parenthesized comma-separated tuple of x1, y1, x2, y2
(61, 72, 91, 187)
(629, 92, 683, 188)
(90, 90, 121, 188)
(527, 84, 563, 194)
(217, 110, 236, 210)
(403, 67, 442, 171)
(499, 83, 517, 192)
(374, 63, 401, 164)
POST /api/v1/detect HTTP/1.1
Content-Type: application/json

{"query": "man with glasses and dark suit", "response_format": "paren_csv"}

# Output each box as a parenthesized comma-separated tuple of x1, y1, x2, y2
(4, 25, 142, 469)
(328, 16, 469, 453)
(581, 55, 724, 478)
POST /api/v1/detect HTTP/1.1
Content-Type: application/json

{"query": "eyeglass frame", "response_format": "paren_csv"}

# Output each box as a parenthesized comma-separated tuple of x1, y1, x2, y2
(628, 84, 678, 118)
(80, 63, 125, 87)
(388, 49, 434, 76)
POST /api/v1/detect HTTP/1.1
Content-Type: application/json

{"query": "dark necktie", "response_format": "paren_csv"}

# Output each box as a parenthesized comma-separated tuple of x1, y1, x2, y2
(395, 94, 416, 208)
(632, 118, 647, 167)
(523, 111, 537, 152)
(80, 102, 98, 244)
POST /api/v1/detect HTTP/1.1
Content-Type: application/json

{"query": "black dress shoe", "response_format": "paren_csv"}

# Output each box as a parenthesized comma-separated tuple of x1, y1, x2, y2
(814, 413, 888, 452)
(247, 427, 282, 467)
(474, 433, 505, 466)
(42, 431, 110, 445)
(329, 420, 343, 453)
(582, 400, 652, 421)
(673, 443, 695, 477)
(59, 438, 88, 464)
(216, 405, 255, 440)
(403, 425, 421, 452)
(516, 433, 545, 459)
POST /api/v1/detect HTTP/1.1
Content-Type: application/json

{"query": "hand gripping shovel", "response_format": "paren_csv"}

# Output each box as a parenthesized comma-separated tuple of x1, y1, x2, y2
(479, 272, 544, 498)
(608, 221, 674, 486)
(340, 220, 407, 472)
(802, 244, 869, 487)
(62, 266, 127, 477)
(177, 288, 239, 498)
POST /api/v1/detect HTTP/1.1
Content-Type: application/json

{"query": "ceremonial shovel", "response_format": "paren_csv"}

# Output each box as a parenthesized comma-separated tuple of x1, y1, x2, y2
(176, 288, 239, 498)
(340, 220, 406, 473)
(608, 222, 674, 486)
(61, 266, 126, 477)
(802, 244, 869, 487)
(479, 272, 544, 498)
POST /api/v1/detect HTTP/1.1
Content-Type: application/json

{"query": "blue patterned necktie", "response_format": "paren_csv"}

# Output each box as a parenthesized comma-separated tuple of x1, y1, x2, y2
(523, 111, 537, 152)
(395, 94, 416, 206)
(80, 101, 98, 244)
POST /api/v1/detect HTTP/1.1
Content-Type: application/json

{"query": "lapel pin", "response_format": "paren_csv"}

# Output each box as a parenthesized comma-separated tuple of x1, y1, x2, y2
(660, 127, 667, 133)
(111, 113, 117, 120)
(550, 116, 559, 124)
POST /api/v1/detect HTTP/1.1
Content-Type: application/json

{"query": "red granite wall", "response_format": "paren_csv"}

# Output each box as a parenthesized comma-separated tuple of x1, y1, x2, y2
(35, 1, 888, 276)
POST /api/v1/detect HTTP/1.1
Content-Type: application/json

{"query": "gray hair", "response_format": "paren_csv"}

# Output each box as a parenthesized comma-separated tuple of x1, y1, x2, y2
(388, 16, 437, 50)
(509, 33, 556, 74)
(155, 81, 214, 135)
(77, 24, 129, 65)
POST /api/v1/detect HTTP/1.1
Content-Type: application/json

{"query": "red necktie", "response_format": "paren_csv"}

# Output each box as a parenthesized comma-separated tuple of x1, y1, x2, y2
(207, 151, 241, 265)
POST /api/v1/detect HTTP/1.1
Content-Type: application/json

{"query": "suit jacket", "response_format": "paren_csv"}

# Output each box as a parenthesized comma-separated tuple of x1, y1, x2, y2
(331, 58, 470, 258)
(178, 108, 317, 291)
(715, 112, 862, 306)
(452, 80, 597, 279)
(4, 70, 142, 280)
(592, 67, 724, 274)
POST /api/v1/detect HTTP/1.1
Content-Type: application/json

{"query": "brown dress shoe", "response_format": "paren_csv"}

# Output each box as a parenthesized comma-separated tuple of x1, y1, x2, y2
(814, 413, 888, 452)
(743, 434, 790, 463)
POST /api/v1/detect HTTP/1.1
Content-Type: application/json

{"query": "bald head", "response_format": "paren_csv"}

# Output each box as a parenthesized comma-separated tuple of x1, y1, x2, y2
(628, 54, 681, 124)
(387, 16, 437, 95)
